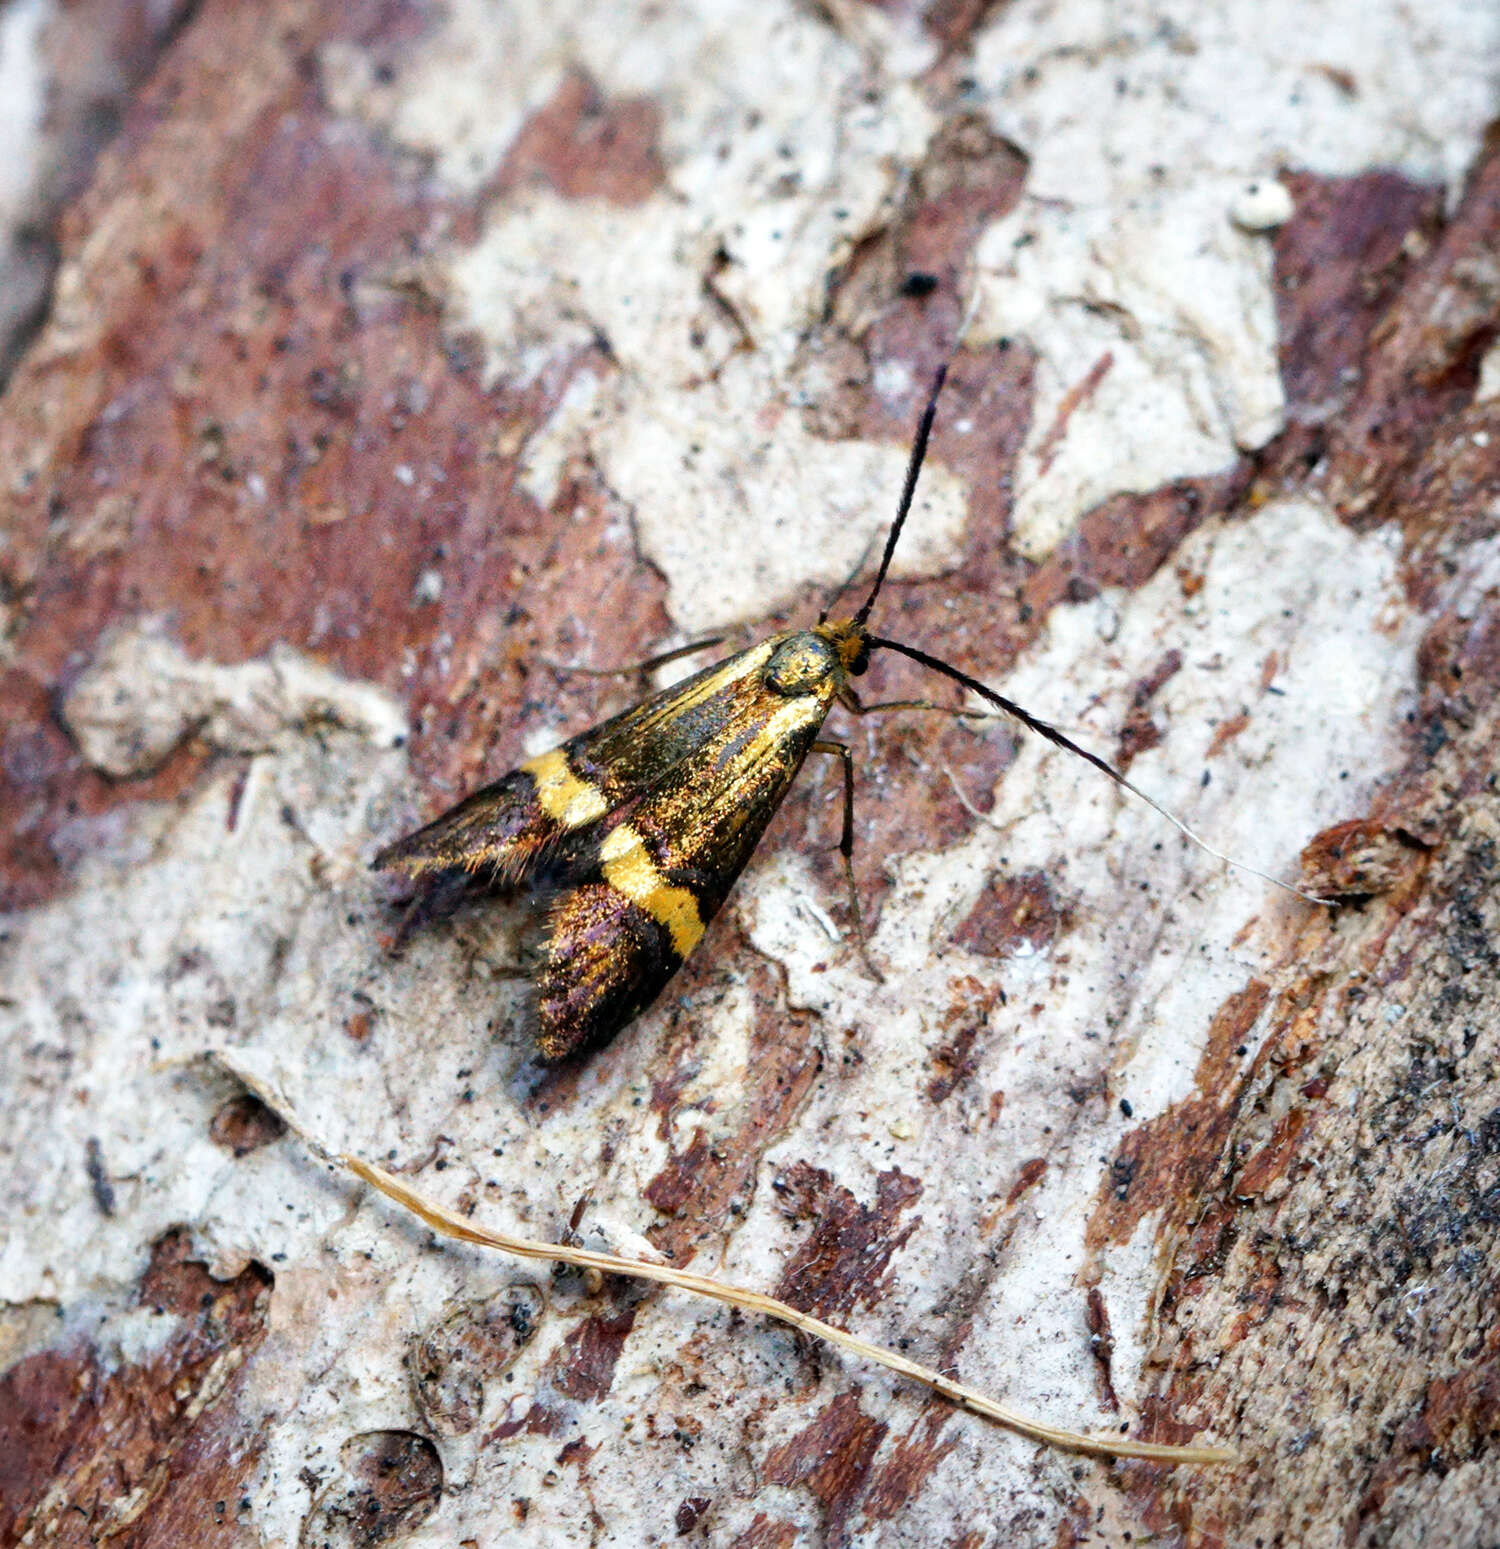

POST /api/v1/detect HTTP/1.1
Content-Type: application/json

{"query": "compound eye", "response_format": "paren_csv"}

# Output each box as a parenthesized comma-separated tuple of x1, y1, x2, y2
(850, 640, 871, 676)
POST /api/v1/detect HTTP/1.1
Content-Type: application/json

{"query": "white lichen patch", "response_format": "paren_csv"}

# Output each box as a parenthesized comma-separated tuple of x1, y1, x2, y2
(97, 1304, 184, 1369)
(363, 0, 936, 382)
(0, 0, 48, 229)
(598, 358, 970, 632)
(0, 0, 52, 366)
(1478, 337, 1500, 402)
(969, 179, 1284, 557)
(966, 0, 1500, 556)
(334, 0, 956, 634)
(60, 621, 407, 778)
(327, 0, 1500, 635)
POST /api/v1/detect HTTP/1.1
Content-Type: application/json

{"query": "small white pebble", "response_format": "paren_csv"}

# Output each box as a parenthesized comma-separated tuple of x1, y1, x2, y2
(1231, 179, 1294, 233)
(412, 568, 443, 605)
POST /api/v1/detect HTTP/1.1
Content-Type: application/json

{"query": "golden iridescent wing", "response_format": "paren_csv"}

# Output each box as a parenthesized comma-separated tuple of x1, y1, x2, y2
(375, 630, 846, 1057)
(374, 637, 785, 886)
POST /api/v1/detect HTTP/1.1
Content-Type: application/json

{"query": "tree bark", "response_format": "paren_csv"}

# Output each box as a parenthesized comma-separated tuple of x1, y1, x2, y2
(2, 2, 1497, 1546)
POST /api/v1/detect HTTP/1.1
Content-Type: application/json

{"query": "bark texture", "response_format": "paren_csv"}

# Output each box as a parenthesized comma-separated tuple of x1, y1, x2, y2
(1, 2, 1497, 1546)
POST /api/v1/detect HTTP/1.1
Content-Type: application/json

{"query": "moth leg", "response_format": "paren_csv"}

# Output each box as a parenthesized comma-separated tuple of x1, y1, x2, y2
(839, 685, 994, 720)
(810, 739, 884, 984)
(542, 634, 734, 679)
(385, 869, 473, 952)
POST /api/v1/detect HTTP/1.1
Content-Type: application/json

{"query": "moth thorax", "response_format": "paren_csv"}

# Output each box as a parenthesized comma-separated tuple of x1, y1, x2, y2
(764, 632, 842, 698)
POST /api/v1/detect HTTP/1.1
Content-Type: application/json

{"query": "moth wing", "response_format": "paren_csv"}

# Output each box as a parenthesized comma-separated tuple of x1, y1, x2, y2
(372, 765, 564, 888)
(373, 637, 786, 889)
(537, 679, 832, 1059)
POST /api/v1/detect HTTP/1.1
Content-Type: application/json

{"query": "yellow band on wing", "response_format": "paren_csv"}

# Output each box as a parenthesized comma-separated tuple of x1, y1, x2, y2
(523, 747, 609, 829)
(599, 823, 706, 959)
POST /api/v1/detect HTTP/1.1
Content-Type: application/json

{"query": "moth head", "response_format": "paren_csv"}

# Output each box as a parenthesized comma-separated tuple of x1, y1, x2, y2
(811, 617, 872, 680)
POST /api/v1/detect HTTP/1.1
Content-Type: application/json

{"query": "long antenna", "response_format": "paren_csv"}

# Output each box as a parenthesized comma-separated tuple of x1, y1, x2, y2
(869, 635, 1332, 907)
(854, 364, 948, 626)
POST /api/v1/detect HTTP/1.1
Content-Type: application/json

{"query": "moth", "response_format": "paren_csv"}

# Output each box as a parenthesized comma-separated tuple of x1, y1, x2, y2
(376, 368, 1308, 1059)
